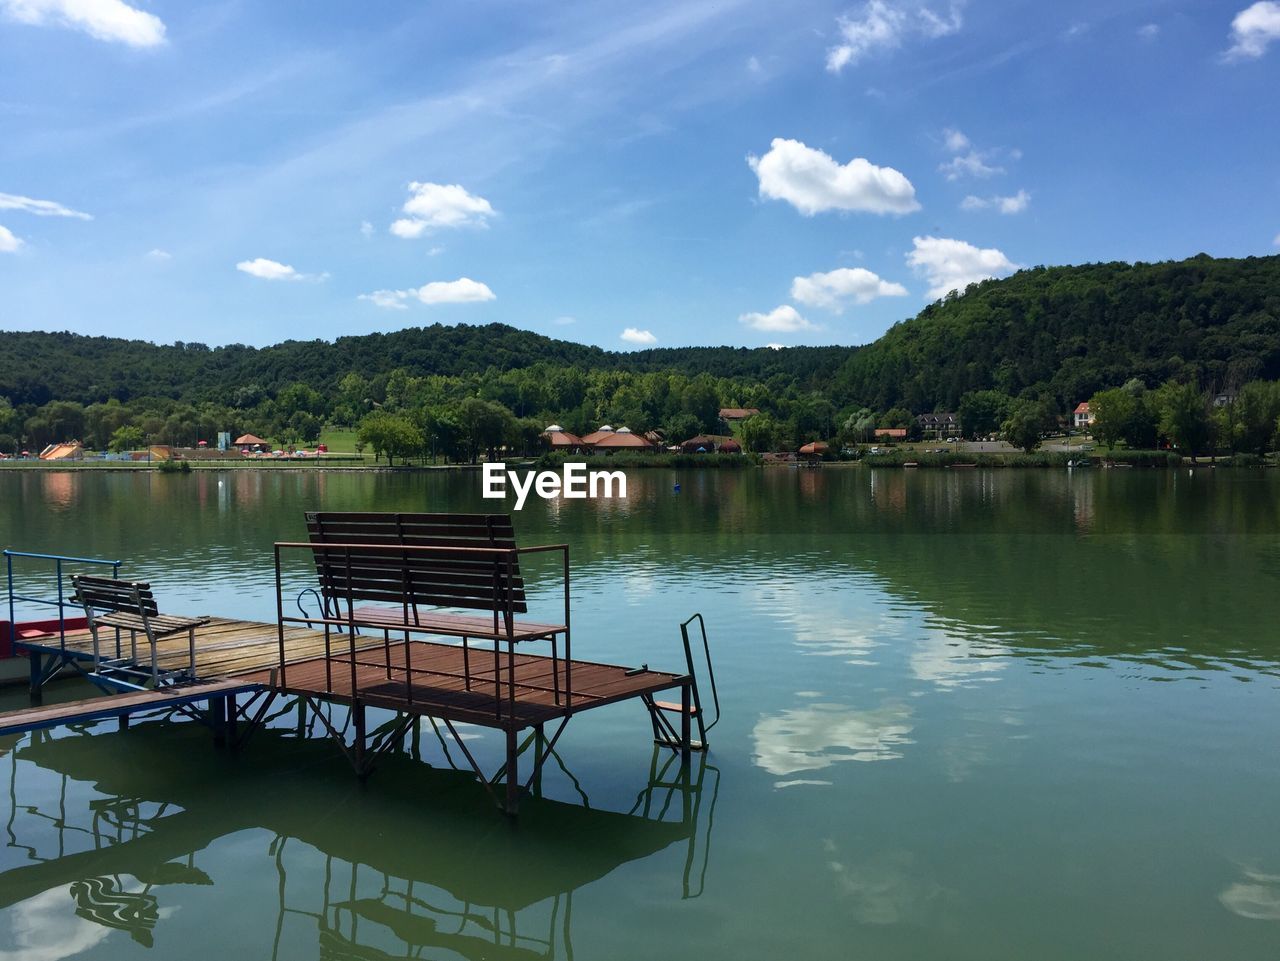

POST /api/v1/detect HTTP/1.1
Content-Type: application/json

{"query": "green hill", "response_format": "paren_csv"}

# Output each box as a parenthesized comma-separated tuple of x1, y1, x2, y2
(0, 325, 855, 408)
(833, 253, 1280, 412)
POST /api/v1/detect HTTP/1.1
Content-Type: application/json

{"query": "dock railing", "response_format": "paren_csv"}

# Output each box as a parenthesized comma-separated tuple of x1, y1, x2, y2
(4, 549, 122, 663)
(272, 540, 572, 719)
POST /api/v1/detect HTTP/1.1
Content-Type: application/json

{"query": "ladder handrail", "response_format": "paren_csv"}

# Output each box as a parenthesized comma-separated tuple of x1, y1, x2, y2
(679, 612, 720, 734)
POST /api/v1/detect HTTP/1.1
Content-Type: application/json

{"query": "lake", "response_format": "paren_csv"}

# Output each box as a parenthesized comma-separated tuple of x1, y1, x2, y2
(2, 466, 1279, 960)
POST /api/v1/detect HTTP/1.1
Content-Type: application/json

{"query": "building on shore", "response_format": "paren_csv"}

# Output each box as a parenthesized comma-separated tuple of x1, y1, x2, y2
(718, 407, 760, 423)
(915, 412, 958, 439)
(1073, 402, 1094, 429)
(541, 425, 585, 452)
(873, 428, 908, 442)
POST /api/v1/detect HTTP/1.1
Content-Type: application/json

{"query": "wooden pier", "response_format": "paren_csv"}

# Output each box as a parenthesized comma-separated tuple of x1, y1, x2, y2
(8, 614, 694, 814)
(3, 518, 713, 815)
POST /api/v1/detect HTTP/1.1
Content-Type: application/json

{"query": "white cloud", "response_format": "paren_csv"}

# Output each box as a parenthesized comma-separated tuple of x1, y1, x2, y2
(359, 220, 373, 238)
(553, 315, 577, 325)
(791, 267, 908, 312)
(359, 290, 410, 310)
(0, 192, 92, 220)
(907, 235, 1018, 299)
(1, 0, 165, 47)
(1225, 2, 1280, 60)
(826, 0, 962, 73)
(360, 277, 495, 308)
(236, 258, 302, 281)
(1138, 22, 1160, 39)
(417, 277, 494, 304)
(620, 327, 657, 344)
(942, 127, 970, 152)
(1273, 232, 1280, 246)
(391, 182, 495, 237)
(145, 248, 171, 261)
(766, 343, 785, 350)
(426, 245, 444, 256)
(748, 138, 920, 216)
(739, 304, 816, 332)
(939, 150, 1003, 180)
(960, 189, 1030, 214)
(0, 225, 22, 252)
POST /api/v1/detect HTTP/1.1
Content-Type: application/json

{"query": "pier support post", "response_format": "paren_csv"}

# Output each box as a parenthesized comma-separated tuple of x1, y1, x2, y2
(28, 652, 43, 705)
(532, 723, 545, 797)
(211, 695, 226, 747)
(505, 728, 519, 816)
(354, 702, 367, 777)
(224, 693, 237, 750)
(680, 681, 692, 768)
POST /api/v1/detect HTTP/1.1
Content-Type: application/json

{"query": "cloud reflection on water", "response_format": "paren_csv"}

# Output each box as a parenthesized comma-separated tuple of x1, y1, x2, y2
(752, 701, 915, 778)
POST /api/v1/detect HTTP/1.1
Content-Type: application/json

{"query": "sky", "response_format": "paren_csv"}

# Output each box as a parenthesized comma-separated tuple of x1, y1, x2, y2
(0, 0, 1278, 351)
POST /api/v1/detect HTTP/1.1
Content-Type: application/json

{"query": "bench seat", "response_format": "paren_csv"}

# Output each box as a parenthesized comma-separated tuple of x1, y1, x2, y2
(96, 611, 208, 636)
(349, 606, 565, 643)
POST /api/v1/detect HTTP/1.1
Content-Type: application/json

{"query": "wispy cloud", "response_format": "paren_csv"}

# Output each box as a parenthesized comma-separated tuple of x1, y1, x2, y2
(0, 191, 92, 220)
(960, 189, 1030, 214)
(826, 0, 963, 73)
(0, 0, 165, 48)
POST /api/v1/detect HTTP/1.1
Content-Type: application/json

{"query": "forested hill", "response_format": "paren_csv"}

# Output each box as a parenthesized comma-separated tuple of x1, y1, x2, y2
(3, 251, 1279, 424)
(0, 324, 855, 407)
(833, 253, 1280, 413)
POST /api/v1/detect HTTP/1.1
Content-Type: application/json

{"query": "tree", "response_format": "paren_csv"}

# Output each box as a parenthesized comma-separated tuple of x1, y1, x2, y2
(1226, 381, 1280, 455)
(1001, 400, 1051, 453)
(109, 425, 145, 452)
(1154, 381, 1212, 458)
(357, 412, 421, 466)
(958, 390, 1011, 439)
(739, 412, 779, 453)
(453, 397, 515, 463)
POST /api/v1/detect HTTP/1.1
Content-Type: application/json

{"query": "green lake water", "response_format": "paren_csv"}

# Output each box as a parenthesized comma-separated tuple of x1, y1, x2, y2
(2, 466, 1279, 960)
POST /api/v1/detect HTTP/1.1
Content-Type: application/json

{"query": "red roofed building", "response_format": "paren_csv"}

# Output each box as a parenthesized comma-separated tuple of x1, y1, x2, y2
(873, 428, 908, 440)
(718, 407, 760, 422)
(1073, 402, 1094, 429)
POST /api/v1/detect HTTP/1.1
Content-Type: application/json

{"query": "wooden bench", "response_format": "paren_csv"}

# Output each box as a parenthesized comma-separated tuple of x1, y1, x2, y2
(71, 575, 208, 685)
(292, 511, 572, 709)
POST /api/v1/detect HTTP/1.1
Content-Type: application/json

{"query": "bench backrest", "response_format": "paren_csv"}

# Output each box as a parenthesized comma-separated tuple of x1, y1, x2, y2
(71, 575, 158, 617)
(304, 512, 528, 616)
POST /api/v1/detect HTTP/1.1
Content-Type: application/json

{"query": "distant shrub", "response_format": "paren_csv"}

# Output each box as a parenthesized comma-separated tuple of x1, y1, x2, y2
(156, 458, 192, 473)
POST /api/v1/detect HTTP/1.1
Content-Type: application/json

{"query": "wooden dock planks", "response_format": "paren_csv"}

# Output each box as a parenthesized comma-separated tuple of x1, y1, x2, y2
(0, 677, 261, 736)
(15, 616, 688, 736)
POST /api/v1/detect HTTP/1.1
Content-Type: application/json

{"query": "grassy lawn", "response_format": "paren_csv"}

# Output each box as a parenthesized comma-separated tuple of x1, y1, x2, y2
(318, 427, 361, 453)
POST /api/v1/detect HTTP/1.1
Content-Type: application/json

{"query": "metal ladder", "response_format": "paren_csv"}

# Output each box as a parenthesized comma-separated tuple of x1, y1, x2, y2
(643, 613, 720, 752)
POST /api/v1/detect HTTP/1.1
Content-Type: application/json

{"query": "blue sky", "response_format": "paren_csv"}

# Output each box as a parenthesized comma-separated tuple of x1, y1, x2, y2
(1, 0, 1277, 350)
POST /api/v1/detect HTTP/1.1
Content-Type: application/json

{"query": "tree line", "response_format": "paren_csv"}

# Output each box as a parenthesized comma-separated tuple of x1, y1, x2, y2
(3, 252, 1279, 458)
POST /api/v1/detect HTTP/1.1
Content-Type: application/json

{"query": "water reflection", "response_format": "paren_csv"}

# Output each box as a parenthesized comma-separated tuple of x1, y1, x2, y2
(752, 701, 915, 780)
(1219, 865, 1280, 921)
(1, 715, 719, 959)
